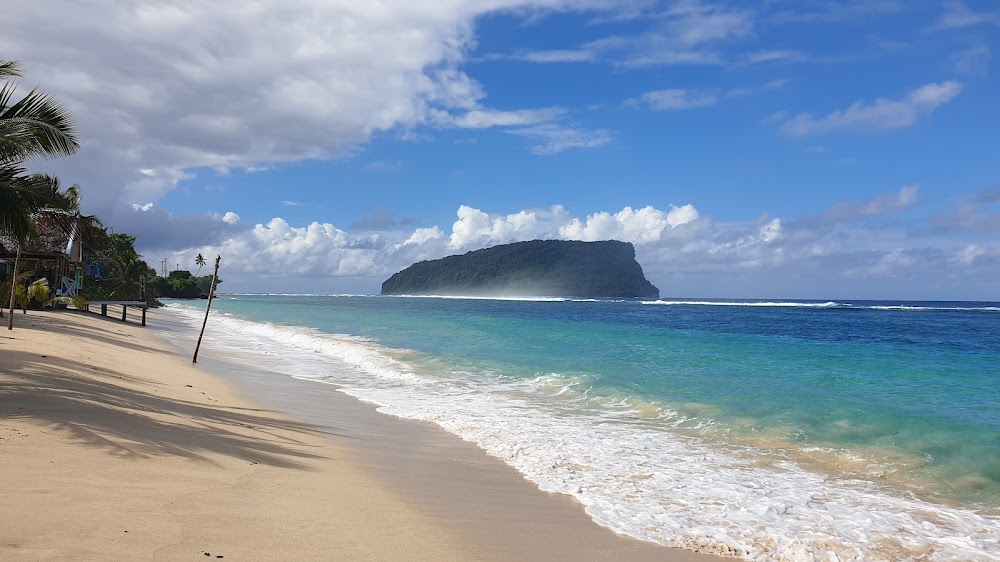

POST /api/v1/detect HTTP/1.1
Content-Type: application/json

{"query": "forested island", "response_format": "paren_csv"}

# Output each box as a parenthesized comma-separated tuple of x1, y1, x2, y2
(382, 239, 659, 298)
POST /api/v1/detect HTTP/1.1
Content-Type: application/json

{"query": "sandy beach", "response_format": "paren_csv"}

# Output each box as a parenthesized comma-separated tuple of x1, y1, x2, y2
(0, 308, 722, 561)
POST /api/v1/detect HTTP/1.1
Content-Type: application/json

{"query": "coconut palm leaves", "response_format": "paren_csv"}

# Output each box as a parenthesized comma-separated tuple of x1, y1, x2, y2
(1, 60, 80, 245)
(0, 169, 58, 242)
(0, 60, 78, 167)
(0, 264, 31, 317)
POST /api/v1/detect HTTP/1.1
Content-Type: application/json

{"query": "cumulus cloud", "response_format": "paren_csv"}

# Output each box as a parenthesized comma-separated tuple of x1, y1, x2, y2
(116, 204, 247, 253)
(775, 81, 964, 136)
(163, 202, 703, 284)
(149, 192, 1000, 299)
(3, 0, 622, 223)
(559, 205, 700, 243)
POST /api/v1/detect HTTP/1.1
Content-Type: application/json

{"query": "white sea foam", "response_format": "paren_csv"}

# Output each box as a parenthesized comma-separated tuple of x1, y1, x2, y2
(644, 300, 846, 308)
(868, 305, 1000, 312)
(644, 300, 1000, 312)
(388, 294, 569, 302)
(224, 292, 373, 297)
(160, 305, 1000, 561)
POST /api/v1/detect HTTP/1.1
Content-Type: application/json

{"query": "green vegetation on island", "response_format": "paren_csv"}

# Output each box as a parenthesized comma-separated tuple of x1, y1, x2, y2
(382, 239, 659, 298)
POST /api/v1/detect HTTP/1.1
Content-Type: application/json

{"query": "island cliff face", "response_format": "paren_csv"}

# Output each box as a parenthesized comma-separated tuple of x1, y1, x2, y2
(381, 239, 659, 298)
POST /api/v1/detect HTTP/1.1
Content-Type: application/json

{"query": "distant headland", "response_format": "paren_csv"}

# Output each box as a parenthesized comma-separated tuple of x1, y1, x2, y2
(381, 239, 659, 298)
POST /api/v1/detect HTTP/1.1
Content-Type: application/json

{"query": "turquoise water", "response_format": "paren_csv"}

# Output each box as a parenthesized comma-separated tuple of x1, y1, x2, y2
(162, 295, 1000, 560)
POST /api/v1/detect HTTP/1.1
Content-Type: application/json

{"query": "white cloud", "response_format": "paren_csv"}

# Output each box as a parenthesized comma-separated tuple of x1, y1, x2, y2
(758, 218, 782, 242)
(953, 45, 991, 77)
(443, 107, 566, 129)
(741, 50, 806, 64)
(449, 205, 548, 248)
(364, 160, 402, 172)
(149, 195, 1000, 299)
(3, 0, 620, 219)
(634, 89, 717, 111)
(558, 205, 699, 243)
(776, 82, 964, 136)
(509, 1, 753, 68)
(520, 49, 598, 63)
(954, 244, 985, 266)
(935, 1, 1000, 30)
(507, 124, 612, 155)
(727, 79, 791, 98)
(818, 185, 919, 222)
(771, 1, 905, 24)
(176, 202, 703, 282)
(222, 212, 241, 225)
(872, 249, 916, 276)
(405, 226, 444, 246)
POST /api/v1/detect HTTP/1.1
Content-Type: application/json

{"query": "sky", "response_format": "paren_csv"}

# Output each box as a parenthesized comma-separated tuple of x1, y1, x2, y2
(4, 0, 999, 299)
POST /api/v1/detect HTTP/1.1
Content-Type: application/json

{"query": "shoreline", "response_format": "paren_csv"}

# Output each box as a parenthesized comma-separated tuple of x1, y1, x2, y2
(0, 308, 721, 560)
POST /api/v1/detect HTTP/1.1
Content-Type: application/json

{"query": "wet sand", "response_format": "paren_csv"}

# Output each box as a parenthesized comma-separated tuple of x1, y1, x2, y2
(0, 308, 724, 561)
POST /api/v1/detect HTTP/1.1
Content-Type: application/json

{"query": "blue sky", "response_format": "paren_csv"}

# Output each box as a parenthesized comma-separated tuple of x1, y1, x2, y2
(6, 1, 999, 298)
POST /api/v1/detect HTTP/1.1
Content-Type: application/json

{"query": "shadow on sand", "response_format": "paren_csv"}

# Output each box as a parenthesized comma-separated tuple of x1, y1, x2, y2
(0, 348, 334, 470)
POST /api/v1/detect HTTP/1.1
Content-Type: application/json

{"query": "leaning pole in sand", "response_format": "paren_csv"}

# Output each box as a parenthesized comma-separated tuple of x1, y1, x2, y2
(192, 255, 221, 364)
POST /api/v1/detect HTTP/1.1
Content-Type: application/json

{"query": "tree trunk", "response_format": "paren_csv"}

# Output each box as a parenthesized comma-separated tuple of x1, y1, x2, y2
(8, 243, 21, 330)
(192, 255, 221, 363)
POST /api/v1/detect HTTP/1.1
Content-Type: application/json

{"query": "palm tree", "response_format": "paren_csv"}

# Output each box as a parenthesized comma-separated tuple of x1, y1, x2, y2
(0, 60, 78, 166)
(0, 264, 31, 317)
(1, 60, 79, 329)
(1, 61, 79, 239)
(29, 174, 107, 248)
(105, 248, 149, 301)
(195, 253, 206, 276)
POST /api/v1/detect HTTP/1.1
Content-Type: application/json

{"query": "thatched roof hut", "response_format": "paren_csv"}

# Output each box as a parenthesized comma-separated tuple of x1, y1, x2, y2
(0, 210, 85, 295)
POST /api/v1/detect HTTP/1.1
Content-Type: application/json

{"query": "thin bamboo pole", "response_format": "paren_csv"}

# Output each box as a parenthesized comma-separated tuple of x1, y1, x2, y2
(192, 255, 221, 363)
(7, 244, 22, 330)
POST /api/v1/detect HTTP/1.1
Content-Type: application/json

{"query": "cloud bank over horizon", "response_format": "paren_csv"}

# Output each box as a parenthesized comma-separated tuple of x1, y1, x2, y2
(137, 184, 1000, 300)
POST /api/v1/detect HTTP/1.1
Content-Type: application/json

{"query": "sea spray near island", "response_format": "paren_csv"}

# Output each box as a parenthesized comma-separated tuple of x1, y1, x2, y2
(158, 295, 1000, 560)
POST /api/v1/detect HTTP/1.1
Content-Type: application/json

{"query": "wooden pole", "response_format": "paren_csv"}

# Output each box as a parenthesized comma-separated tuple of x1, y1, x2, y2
(192, 255, 221, 364)
(7, 244, 21, 330)
(140, 275, 146, 327)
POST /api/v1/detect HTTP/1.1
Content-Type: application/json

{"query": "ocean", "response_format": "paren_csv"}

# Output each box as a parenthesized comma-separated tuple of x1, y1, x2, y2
(159, 295, 1000, 561)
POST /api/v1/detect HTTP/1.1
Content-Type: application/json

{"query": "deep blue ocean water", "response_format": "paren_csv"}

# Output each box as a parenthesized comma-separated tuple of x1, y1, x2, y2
(161, 295, 1000, 560)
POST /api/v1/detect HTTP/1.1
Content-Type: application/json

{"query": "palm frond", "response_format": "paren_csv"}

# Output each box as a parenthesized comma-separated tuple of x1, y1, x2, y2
(0, 166, 47, 241)
(0, 86, 79, 164)
(0, 60, 21, 80)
